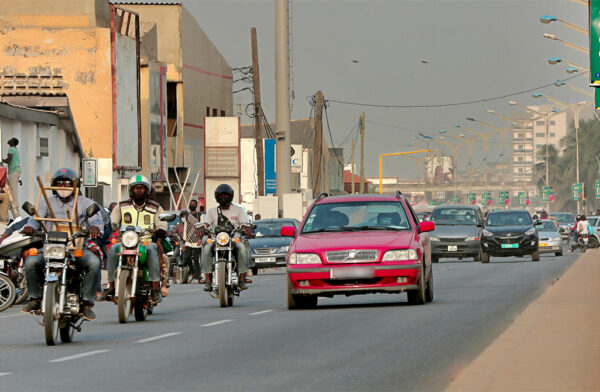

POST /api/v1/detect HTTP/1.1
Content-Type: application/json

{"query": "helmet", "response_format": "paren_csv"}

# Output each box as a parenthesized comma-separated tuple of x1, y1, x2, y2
(214, 184, 234, 207)
(576, 214, 582, 221)
(51, 167, 80, 188)
(128, 174, 151, 198)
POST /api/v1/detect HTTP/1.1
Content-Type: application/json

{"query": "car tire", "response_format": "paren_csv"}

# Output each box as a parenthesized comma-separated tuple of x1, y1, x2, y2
(252, 267, 258, 276)
(425, 268, 433, 303)
(407, 264, 426, 305)
(531, 250, 540, 262)
(474, 250, 481, 262)
(432, 256, 439, 264)
(555, 251, 563, 257)
(481, 252, 490, 263)
(286, 276, 318, 310)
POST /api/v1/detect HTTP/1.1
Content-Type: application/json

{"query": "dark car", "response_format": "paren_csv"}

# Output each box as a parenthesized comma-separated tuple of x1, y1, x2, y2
(428, 205, 484, 262)
(249, 218, 300, 273)
(480, 210, 541, 263)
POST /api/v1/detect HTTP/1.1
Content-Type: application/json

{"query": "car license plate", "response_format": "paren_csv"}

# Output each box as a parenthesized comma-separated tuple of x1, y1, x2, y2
(539, 242, 549, 247)
(447, 245, 458, 252)
(330, 266, 375, 280)
(501, 243, 519, 249)
(256, 257, 276, 263)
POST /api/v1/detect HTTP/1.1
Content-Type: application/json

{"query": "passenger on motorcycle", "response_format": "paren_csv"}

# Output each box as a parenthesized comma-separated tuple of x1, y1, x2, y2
(21, 168, 102, 320)
(200, 184, 250, 292)
(99, 175, 168, 302)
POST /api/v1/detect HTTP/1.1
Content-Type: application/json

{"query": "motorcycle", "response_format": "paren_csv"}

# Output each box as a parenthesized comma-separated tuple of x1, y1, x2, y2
(21, 201, 100, 346)
(0, 233, 43, 310)
(0, 270, 15, 312)
(571, 231, 599, 252)
(113, 213, 176, 323)
(200, 222, 255, 307)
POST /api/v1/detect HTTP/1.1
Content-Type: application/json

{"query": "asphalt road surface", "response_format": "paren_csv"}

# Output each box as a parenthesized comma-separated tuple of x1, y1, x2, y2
(0, 250, 579, 392)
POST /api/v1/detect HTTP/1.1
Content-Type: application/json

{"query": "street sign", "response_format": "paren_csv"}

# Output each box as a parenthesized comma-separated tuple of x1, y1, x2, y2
(264, 139, 276, 195)
(518, 191, 526, 206)
(82, 158, 97, 187)
(451, 195, 461, 204)
(572, 183, 583, 200)
(467, 193, 476, 204)
(590, 0, 600, 86)
(482, 192, 492, 206)
(541, 186, 553, 202)
(596, 182, 600, 199)
(435, 191, 446, 200)
(498, 191, 509, 206)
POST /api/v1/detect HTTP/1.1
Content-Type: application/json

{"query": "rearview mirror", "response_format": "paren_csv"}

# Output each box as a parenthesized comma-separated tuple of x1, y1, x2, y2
(280, 226, 296, 237)
(159, 213, 177, 222)
(86, 203, 100, 218)
(22, 201, 36, 216)
(419, 221, 435, 233)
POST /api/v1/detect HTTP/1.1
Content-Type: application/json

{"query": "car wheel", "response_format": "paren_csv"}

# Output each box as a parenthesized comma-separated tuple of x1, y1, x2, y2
(286, 277, 317, 310)
(474, 250, 481, 262)
(407, 264, 426, 305)
(432, 256, 439, 264)
(481, 252, 490, 263)
(555, 251, 563, 257)
(531, 250, 540, 262)
(252, 267, 258, 276)
(425, 268, 433, 303)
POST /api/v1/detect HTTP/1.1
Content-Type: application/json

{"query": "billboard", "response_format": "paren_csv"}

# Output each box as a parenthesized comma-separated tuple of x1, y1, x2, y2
(264, 139, 276, 195)
(426, 156, 454, 185)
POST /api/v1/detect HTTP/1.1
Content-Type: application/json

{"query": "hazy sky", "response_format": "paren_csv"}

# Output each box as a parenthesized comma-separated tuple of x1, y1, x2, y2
(183, 0, 590, 178)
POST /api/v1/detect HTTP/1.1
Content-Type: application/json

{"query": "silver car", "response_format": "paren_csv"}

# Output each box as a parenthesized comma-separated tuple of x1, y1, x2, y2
(537, 220, 563, 256)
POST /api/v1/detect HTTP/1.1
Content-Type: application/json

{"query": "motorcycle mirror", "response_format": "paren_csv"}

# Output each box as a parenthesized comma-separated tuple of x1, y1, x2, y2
(159, 213, 177, 222)
(85, 203, 100, 218)
(22, 201, 36, 216)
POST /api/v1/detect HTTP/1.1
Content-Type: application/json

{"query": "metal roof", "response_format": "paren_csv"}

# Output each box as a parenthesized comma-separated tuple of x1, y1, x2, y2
(110, 1, 182, 4)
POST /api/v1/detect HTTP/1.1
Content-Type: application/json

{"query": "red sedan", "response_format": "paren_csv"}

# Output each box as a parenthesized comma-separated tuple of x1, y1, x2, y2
(282, 191, 435, 309)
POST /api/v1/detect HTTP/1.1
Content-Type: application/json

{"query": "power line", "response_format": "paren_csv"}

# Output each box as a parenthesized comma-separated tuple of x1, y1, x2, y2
(325, 72, 586, 109)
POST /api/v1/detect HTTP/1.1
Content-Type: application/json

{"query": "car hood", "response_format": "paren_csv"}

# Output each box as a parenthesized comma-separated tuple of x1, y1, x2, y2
(537, 230, 561, 238)
(484, 225, 533, 235)
(293, 230, 415, 255)
(431, 224, 479, 238)
(249, 236, 291, 250)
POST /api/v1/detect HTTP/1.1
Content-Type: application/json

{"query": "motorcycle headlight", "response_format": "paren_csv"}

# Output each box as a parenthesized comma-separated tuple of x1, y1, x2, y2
(43, 244, 66, 259)
(525, 228, 536, 236)
(382, 249, 418, 261)
(482, 229, 494, 237)
(429, 236, 439, 242)
(216, 232, 231, 246)
(278, 246, 290, 253)
(121, 230, 140, 248)
(288, 253, 321, 264)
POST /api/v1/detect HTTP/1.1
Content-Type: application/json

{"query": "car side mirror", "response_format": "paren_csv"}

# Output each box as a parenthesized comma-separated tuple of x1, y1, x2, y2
(280, 226, 296, 237)
(159, 213, 177, 222)
(22, 201, 36, 216)
(85, 203, 100, 218)
(419, 221, 435, 233)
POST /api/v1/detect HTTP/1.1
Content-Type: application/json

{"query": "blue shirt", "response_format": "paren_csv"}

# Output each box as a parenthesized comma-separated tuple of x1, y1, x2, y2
(25, 195, 103, 233)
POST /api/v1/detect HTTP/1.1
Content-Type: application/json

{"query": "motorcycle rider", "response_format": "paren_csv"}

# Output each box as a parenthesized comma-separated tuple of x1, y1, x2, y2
(20, 168, 102, 320)
(98, 175, 167, 301)
(200, 184, 250, 292)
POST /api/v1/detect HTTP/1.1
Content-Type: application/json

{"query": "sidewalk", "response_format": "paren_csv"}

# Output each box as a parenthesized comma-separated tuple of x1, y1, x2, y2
(447, 250, 600, 391)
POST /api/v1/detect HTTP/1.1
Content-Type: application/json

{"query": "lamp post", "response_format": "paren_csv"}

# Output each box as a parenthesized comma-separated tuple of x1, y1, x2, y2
(548, 57, 589, 72)
(443, 129, 480, 188)
(540, 15, 588, 35)
(456, 124, 495, 186)
(508, 100, 562, 212)
(532, 93, 591, 213)
(466, 117, 510, 185)
(436, 135, 465, 193)
(379, 149, 431, 194)
(543, 33, 589, 54)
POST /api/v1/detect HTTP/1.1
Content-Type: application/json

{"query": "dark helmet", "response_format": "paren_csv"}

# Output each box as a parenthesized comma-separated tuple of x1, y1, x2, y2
(214, 184, 234, 207)
(576, 214, 582, 221)
(51, 167, 80, 187)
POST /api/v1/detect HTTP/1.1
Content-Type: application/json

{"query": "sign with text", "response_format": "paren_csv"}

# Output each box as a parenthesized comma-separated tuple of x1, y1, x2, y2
(264, 139, 276, 195)
(541, 186, 553, 202)
(82, 158, 97, 187)
(572, 183, 583, 200)
(204, 147, 239, 177)
(590, 0, 600, 86)
(204, 117, 241, 206)
(291, 144, 303, 173)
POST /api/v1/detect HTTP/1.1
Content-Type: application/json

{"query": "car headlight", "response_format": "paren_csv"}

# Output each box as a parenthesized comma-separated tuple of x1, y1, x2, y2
(43, 244, 66, 259)
(429, 236, 439, 242)
(216, 232, 231, 246)
(482, 229, 494, 237)
(525, 228, 536, 236)
(278, 246, 290, 253)
(121, 230, 140, 248)
(465, 236, 478, 241)
(288, 253, 321, 264)
(382, 249, 418, 261)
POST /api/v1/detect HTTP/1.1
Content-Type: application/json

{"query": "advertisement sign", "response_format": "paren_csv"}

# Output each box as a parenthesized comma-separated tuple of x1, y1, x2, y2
(590, 0, 600, 86)
(596, 182, 600, 198)
(264, 139, 276, 195)
(82, 158, 97, 187)
(426, 156, 454, 185)
(541, 186, 553, 202)
(572, 183, 583, 200)
(291, 144, 303, 173)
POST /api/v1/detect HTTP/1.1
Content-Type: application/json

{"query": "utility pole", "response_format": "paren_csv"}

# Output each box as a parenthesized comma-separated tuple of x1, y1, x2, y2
(313, 90, 323, 195)
(251, 27, 264, 196)
(275, 0, 291, 208)
(351, 138, 355, 193)
(360, 112, 365, 193)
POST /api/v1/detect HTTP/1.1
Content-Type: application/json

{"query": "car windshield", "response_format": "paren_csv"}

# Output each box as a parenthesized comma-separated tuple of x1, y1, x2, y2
(430, 208, 477, 225)
(301, 201, 411, 234)
(588, 217, 599, 226)
(254, 221, 293, 237)
(550, 213, 574, 224)
(486, 212, 532, 226)
(538, 221, 558, 231)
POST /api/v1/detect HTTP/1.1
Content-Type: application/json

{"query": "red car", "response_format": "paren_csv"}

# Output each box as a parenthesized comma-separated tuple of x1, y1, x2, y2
(282, 191, 435, 309)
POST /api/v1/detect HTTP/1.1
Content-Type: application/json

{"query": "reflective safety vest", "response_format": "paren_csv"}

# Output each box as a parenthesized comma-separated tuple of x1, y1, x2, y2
(119, 200, 161, 238)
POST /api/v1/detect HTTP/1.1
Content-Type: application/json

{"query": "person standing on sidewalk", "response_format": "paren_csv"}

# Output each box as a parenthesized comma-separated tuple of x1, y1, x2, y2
(181, 199, 203, 284)
(2, 138, 20, 210)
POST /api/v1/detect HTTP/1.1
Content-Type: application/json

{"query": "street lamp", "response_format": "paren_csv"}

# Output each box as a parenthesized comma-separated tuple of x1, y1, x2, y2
(508, 100, 562, 212)
(540, 15, 588, 35)
(531, 93, 591, 213)
(547, 57, 589, 72)
(466, 117, 510, 185)
(543, 33, 589, 54)
(435, 136, 464, 192)
(457, 123, 496, 186)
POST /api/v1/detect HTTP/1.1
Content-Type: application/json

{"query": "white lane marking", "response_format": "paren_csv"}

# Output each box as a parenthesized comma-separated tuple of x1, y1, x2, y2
(0, 313, 25, 319)
(49, 350, 110, 363)
(0, 372, 13, 377)
(249, 309, 273, 316)
(201, 319, 232, 327)
(135, 332, 182, 344)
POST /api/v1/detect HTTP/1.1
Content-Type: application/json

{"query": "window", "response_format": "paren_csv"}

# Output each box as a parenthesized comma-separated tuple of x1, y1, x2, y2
(206, 107, 210, 117)
(550, 133, 555, 137)
(518, 167, 524, 173)
(212, 108, 218, 117)
(518, 156, 524, 162)
(526, 126, 533, 129)
(221, 110, 226, 117)
(536, 133, 544, 137)
(550, 121, 556, 125)
(536, 120, 545, 125)
(39, 137, 49, 157)
(167, 82, 177, 136)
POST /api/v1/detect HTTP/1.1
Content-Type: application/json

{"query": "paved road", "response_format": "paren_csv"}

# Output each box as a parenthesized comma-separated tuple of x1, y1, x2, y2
(0, 251, 579, 391)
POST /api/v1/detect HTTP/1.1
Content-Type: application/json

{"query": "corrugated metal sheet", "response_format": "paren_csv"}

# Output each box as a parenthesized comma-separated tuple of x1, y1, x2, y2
(110, 1, 182, 4)
(0, 91, 67, 96)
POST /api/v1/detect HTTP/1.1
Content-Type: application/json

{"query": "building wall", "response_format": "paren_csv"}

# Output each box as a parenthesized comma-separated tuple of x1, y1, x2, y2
(0, 0, 111, 29)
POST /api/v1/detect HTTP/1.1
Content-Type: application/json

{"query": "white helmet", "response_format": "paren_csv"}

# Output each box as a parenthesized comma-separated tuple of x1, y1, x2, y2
(128, 174, 151, 197)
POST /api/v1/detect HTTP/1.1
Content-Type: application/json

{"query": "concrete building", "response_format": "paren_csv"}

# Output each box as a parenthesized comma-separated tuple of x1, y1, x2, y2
(0, 96, 84, 214)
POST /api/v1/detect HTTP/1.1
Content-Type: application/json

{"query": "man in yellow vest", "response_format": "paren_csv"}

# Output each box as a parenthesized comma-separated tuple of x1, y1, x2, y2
(98, 175, 168, 302)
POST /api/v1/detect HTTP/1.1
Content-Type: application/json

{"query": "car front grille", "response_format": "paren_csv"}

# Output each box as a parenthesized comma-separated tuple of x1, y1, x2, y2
(254, 248, 277, 254)
(325, 249, 378, 263)
(324, 278, 382, 286)
(439, 237, 466, 242)
(496, 236, 523, 244)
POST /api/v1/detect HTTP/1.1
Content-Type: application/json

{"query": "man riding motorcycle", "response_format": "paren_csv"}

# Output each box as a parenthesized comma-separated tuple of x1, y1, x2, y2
(200, 184, 250, 292)
(21, 168, 102, 320)
(99, 175, 167, 302)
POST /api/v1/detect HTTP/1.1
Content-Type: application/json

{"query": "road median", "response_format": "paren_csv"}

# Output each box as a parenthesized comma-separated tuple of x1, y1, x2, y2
(447, 249, 600, 391)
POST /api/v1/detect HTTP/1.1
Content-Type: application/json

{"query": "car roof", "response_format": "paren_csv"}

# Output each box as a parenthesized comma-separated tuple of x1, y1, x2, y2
(255, 218, 298, 223)
(315, 193, 402, 205)
(433, 205, 479, 210)
(487, 209, 530, 215)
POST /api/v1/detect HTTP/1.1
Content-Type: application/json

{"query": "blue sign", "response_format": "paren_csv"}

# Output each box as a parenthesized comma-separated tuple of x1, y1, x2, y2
(264, 139, 276, 195)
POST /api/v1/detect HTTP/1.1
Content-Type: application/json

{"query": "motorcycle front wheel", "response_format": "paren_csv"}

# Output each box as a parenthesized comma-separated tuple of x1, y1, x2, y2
(0, 274, 16, 312)
(216, 261, 228, 307)
(60, 322, 75, 343)
(117, 269, 132, 324)
(44, 281, 60, 346)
